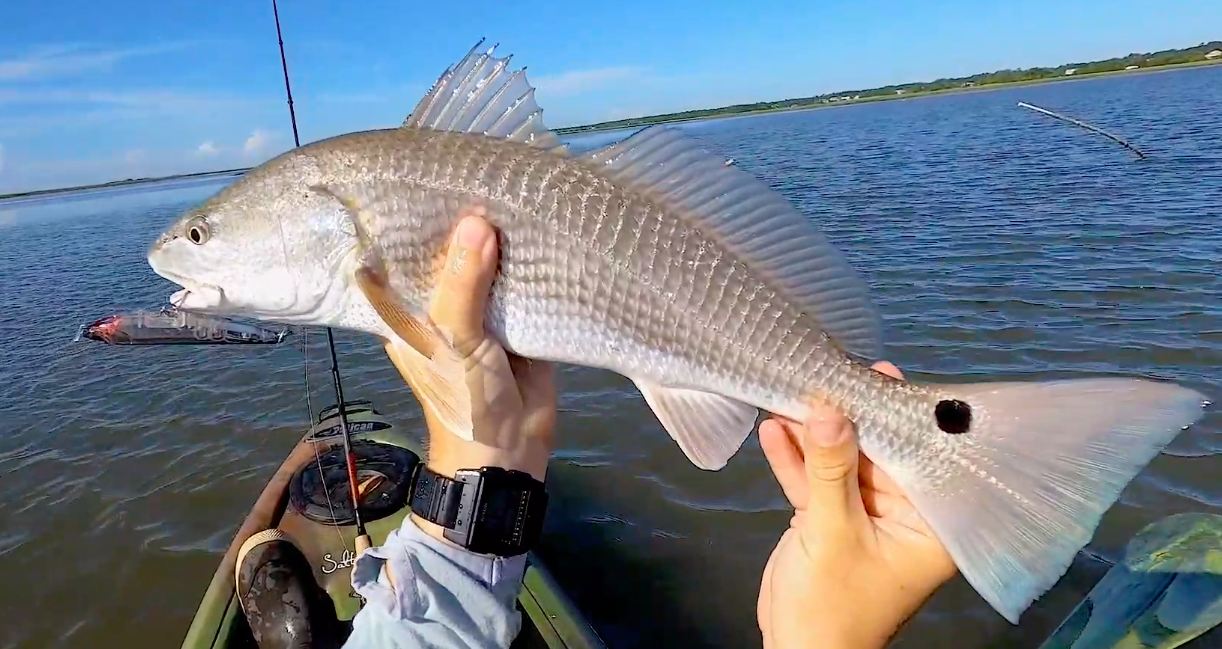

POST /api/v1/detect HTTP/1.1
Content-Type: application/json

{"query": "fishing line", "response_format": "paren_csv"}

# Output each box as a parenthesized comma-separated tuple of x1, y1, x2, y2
(300, 328, 350, 556)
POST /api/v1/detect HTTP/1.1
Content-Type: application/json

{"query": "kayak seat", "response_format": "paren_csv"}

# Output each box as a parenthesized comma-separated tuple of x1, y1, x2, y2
(236, 528, 344, 649)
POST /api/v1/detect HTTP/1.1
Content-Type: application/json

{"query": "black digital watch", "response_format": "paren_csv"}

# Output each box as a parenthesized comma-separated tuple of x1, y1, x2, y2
(408, 465, 548, 557)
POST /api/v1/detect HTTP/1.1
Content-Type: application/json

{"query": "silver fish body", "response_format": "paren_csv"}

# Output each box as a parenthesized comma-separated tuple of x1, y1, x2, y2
(147, 41, 1210, 625)
(296, 127, 886, 423)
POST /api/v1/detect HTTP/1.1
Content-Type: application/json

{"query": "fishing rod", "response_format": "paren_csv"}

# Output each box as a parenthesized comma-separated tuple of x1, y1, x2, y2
(1018, 101, 1147, 159)
(271, 0, 371, 557)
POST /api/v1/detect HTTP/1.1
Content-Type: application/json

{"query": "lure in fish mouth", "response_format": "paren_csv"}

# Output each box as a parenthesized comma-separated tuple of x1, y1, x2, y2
(167, 286, 224, 312)
(144, 39, 1212, 626)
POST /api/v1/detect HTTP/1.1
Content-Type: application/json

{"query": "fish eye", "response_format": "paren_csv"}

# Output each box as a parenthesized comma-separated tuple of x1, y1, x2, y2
(185, 216, 210, 245)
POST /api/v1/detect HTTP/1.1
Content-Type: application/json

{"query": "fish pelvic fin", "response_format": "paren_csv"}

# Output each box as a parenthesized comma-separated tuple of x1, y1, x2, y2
(356, 266, 475, 441)
(633, 379, 759, 470)
(403, 39, 569, 156)
(581, 125, 883, 363)
(903, 377, 1209, 624)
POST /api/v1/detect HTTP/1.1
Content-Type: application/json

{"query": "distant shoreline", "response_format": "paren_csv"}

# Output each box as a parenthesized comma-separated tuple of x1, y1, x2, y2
(0, 168, 250, 201)
(553, 57, 1222, 136)
(5, 41, 1218, 199)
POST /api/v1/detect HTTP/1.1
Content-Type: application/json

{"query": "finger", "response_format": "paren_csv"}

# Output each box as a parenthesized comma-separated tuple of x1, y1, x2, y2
(506, 353, 551, 384)
(800, 401, 868, 538)
(871, 360, 905, 381)
(759, 417, 808, 509)
(429, 213, 499, 356)
(858, 452, 902, 496)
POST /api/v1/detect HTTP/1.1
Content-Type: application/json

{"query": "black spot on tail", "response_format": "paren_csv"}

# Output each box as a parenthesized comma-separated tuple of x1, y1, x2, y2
(935, 399, 972, 435)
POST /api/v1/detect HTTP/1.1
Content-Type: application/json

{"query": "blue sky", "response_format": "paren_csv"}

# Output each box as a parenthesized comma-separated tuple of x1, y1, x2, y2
(0, 0, 1218, 194)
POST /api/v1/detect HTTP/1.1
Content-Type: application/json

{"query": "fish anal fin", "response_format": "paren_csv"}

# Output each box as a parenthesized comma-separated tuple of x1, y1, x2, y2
(581, 126, 884, 363)
(633, 380, 758, 470)
(897, 377, 1209, 624)
(356, 267, 474, 441)
(403, 40, 568, 156)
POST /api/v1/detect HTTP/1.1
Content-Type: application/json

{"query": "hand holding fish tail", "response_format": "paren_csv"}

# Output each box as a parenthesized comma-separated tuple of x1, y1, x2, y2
(383, 212, 557, 500)
(758, 361, 956, 649)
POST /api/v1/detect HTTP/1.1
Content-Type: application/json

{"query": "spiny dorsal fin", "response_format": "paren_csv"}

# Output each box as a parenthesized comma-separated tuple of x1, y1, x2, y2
(403, 39, 569, 156)
(583, 126, 884, 362)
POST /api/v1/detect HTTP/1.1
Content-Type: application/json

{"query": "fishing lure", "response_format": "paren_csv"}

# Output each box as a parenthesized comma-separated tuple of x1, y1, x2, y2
(75, 305, 290, 346)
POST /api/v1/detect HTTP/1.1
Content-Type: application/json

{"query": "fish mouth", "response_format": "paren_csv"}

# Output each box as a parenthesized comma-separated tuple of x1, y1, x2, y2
(151, 266, 225, 312)
(169, 286, 224, 312)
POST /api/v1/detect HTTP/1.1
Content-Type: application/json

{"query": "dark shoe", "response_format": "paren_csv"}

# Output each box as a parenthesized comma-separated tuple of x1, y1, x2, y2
(236, 529, 341, 649)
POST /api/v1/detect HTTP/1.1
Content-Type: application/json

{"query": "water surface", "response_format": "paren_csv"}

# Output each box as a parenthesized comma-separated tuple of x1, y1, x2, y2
(1, 64, 1220, 649)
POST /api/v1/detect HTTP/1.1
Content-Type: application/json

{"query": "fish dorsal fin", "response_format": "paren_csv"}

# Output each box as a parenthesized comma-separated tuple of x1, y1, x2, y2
(582, 126, 883, 362)
(403, 39, 569, 156)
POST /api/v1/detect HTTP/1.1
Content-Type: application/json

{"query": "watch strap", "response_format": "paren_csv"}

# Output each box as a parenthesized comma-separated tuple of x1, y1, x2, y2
(408, 466, 465, 528)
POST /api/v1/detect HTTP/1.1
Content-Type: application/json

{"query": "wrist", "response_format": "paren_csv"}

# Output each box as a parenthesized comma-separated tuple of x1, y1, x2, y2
(424, 417, 552, 481)
(412, 412, 552, 546)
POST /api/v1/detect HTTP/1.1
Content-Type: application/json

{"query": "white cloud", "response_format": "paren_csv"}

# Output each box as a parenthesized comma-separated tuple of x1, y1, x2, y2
(0, 90, 267, 140)
(197, 141, 219, 156)
(0, 88, 253, 109)
(0, 43, 193, 82)
(532, 67, 647, 97)
(243, 129, 274, 157)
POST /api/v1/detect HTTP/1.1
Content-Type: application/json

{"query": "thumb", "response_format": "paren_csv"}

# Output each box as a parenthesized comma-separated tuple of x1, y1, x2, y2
(430, 213, 499, 356)
(800, 405, 868, 538)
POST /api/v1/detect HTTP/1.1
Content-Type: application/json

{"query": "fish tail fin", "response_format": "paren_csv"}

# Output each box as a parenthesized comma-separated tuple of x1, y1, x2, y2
(900, 377, 1208, 623)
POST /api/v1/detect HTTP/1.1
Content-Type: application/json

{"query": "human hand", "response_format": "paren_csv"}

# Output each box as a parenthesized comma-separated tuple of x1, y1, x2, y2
(756, 361, 957, 649)
(383, 213, 558, 489)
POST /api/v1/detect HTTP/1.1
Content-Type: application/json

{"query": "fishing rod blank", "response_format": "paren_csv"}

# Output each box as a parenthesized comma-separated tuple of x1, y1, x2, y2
(270, 0, 372, 565)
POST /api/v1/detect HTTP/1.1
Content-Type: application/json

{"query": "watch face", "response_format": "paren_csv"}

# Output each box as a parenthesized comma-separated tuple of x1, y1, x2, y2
(476, 487, 520, 538)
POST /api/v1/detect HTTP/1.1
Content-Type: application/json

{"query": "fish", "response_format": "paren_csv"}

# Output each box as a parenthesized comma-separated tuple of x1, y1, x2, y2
(146, 40, 1211, 624)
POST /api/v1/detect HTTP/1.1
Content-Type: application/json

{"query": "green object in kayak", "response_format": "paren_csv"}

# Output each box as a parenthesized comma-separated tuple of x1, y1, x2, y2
(179, 400, 606, 649)
(1038, 512, 1222, 649)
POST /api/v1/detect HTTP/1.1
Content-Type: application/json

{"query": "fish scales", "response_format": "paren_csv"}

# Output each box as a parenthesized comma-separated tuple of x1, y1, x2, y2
(322, 127, 860, 419)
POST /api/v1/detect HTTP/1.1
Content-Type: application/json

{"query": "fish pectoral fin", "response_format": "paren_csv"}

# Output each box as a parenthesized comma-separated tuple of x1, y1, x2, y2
(402, 39, 568, 157)
(357, 266, 475, 441)
(632, 380, 758, 471)
(308, 184, 376, 248)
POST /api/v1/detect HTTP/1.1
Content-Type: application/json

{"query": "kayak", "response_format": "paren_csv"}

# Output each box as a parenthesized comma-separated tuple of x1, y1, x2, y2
(1036, 511, 1222, 649)
(179, 400, 606, 649)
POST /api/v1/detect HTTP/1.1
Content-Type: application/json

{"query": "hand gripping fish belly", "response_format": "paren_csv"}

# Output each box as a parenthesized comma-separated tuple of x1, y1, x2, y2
(147, 40, 1210, 623)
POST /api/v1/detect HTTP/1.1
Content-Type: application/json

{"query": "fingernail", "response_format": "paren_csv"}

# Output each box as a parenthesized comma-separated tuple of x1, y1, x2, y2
(454, 216, 490, 250)
(449, 218, 480, 275)
(810, 418, 851, 448)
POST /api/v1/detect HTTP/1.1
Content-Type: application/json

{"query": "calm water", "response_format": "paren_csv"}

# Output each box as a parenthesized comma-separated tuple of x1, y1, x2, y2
(2, 65, 1221, 649)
